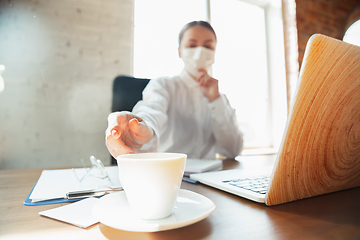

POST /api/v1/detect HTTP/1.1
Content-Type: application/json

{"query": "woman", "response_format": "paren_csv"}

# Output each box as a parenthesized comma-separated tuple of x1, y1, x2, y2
(106, 21, 243, 159)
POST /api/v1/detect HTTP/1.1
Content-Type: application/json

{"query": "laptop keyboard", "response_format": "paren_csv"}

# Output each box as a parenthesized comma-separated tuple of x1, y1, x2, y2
(222, 176, 270, 194)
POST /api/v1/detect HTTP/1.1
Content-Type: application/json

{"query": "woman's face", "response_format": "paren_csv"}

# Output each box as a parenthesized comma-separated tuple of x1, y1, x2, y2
(178, 25, 216, 57)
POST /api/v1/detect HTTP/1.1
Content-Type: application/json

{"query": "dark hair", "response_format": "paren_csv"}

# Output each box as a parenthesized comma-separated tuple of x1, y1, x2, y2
(178, 21, 217, 46)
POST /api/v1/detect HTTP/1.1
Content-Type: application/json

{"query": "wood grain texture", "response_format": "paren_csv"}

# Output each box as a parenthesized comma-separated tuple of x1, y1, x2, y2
(266, 34, 360, 206)
(2, 157, 360, 240)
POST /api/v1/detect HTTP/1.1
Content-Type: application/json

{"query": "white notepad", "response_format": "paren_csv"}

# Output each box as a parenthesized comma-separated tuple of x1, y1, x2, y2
(30, 166, 121, 202)
(184, 159, 222, 175)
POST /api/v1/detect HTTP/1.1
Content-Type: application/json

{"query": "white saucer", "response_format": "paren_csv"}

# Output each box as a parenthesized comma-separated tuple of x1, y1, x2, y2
(92, 189, 215, 232)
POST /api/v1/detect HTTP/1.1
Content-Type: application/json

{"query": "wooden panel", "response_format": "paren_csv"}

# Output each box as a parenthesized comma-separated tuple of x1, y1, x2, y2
(266, 34, 360, 206)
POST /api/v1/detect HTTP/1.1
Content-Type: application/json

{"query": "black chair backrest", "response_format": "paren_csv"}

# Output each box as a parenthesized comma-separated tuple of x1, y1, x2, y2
(112, 75, 150, 112)
(110, 75, 150, 164)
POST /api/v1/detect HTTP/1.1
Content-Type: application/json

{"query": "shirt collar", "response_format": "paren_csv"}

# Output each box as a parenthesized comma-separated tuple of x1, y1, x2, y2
(179, 69, 199, 88)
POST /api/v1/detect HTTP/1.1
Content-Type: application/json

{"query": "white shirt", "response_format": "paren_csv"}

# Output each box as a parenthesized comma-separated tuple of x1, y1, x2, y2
(133, 70, 243, 159)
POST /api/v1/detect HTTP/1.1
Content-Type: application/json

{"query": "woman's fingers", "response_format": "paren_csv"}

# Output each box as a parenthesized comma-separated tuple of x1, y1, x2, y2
(106, 112, 123, 139)
(128, 118, 154, 144)
(106, 140, 120, 159)
(106, 133, 135, 158)
(105, 111, 152, 158)
(106, 111, 142, 157)
(196, 69, 212, 86)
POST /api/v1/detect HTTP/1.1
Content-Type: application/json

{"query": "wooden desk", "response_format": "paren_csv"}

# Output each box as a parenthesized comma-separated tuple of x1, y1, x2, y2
(1, 155, 360, 240)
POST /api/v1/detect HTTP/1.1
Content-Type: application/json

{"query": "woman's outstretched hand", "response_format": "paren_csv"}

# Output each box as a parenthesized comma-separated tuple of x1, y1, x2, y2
(105, 111, 154, 159)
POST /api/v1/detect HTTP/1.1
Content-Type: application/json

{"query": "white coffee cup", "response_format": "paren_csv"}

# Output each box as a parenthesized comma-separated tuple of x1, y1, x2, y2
(117, 152, 187, 220)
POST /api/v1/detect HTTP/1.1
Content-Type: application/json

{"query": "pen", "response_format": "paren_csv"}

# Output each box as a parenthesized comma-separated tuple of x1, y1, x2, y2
(66, 187, 123, 199)
(182, 176, 199, 184)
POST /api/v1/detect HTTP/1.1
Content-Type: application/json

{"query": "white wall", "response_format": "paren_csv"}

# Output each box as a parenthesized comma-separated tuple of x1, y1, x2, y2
(0, 0, 134, 169)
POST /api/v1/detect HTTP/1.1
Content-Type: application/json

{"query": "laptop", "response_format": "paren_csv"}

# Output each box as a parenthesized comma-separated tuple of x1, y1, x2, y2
(190, 34, 360, 206)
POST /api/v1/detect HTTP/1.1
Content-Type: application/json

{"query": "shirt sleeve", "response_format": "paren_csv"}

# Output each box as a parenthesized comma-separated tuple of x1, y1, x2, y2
(208, 94, 244, 158)
(132, 77, 170, 152)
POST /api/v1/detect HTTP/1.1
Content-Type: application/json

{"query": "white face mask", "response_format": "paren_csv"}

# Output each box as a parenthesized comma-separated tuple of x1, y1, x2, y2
(180, 46, 215, 78)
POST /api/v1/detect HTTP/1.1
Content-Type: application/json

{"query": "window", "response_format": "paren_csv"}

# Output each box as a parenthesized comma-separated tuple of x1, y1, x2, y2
(211, 0, 270, 148)
(133, 0, 287, 153)
(133, 0, 206, 78)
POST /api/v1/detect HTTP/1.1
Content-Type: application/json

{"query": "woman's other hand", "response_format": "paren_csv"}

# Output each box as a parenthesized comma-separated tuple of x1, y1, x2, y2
(196, 69, 220, 102)
(105, 111, 154, 159)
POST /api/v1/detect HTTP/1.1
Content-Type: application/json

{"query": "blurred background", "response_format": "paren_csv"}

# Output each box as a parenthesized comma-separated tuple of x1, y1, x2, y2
(0, 0, 359, 169)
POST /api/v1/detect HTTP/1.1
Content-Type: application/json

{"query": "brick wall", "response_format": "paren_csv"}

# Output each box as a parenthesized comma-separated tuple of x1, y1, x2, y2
(295, 0, 360, 66)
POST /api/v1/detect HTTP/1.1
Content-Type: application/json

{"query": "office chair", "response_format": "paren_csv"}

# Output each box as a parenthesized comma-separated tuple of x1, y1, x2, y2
(110, 75, 150, 165)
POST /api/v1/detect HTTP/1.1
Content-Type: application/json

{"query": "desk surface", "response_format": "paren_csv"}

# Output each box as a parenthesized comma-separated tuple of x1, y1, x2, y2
(1, 155, 360, 240)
